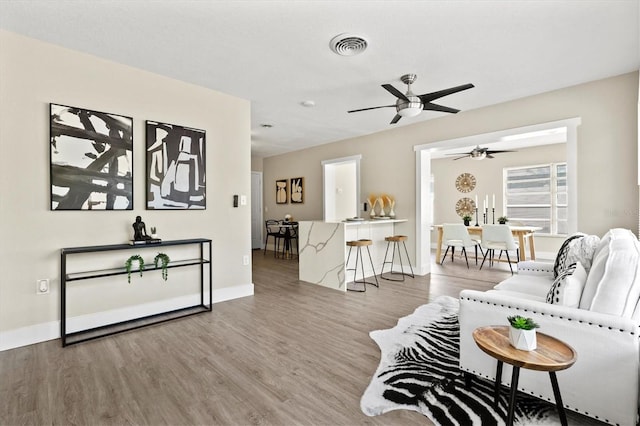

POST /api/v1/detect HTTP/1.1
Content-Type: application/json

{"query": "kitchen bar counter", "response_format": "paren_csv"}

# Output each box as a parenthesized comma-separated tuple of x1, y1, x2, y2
(298, 219, 407, 291)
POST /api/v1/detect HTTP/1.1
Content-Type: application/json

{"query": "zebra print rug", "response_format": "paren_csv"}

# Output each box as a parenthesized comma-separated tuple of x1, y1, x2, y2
(360, 296, 561, 425)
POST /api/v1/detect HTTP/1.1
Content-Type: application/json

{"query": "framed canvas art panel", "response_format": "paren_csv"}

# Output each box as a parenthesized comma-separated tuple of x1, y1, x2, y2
(146, 120, 206, 210)
(290, 177, 304, 203)
(50, 103, 133, 210)
(276, 179, 288, 204)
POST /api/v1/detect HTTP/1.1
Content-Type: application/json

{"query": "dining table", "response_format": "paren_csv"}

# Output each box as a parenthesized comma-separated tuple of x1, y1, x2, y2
(434, 224, 542, 265)
(277, 221, 298, 259)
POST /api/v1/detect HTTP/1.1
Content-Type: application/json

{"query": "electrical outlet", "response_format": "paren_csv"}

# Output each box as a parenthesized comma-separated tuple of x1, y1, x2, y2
(37, 279, 50, 294)
(243, 255, 250, 266)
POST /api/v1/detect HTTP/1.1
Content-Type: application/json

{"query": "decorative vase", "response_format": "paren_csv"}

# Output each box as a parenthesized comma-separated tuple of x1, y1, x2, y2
(509, 327, 537, 351)
(369, 200, 376, 218)
(376, 197, 385, 217)
(388, 201, 396, 218)
(463, 219, 470, 226)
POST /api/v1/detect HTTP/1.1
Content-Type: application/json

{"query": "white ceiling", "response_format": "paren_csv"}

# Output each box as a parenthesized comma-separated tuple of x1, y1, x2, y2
(1, 1, 638, 158)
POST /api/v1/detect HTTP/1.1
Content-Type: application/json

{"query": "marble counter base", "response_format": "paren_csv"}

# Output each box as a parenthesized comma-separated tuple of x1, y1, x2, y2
(298, 220, 403, 292)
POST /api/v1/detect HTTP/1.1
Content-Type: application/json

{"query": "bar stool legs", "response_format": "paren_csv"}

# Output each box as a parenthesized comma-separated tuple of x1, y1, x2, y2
(346, 239, 379, 292)
(380, 235, 415, 281)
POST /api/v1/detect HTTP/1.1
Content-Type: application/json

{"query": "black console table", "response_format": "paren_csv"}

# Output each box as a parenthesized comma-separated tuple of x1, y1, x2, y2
(60, 238, 212, 346)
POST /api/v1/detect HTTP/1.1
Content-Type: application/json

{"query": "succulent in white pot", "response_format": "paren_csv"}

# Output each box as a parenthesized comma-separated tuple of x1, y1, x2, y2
(507, 315, 540, 351)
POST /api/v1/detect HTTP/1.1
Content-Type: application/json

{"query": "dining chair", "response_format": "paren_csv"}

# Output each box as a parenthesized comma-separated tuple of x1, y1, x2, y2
(441, 223, 483, 268)
(264, 220, 284, 256)
(480, 224, 519, 274)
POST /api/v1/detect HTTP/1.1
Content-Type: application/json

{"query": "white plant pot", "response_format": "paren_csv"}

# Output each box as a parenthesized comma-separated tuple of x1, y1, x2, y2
(509, 327, 537, 351)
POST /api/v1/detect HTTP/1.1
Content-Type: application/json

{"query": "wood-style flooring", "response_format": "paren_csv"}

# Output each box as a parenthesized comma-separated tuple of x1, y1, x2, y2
(0, 251, 601, 425)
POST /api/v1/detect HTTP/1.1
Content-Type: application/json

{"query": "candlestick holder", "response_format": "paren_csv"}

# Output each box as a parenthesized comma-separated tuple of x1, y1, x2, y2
(474, 208, 479, 226)
(485, 208, 489, 224)
(492, 208, 495, 224)
(483, 212, 486, 225)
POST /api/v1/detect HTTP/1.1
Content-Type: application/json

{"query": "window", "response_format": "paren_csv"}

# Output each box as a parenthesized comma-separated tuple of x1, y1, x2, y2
(504, 163, 567, 235)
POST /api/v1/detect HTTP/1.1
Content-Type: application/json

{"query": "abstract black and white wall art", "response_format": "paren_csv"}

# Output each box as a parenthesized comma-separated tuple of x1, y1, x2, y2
(50, 103, 133, 210)
(146, 121, 206, 209)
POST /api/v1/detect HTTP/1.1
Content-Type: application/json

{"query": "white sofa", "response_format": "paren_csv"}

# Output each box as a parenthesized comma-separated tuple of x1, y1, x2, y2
(459, 228, 640, 426)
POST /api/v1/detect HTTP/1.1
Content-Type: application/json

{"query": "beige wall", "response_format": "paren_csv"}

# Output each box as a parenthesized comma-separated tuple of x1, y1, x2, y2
(0, 31, 252, 339)
(263, 71, 639, 263)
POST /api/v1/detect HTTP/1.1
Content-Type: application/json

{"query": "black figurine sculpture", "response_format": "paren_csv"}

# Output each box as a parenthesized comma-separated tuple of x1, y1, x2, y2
(132, 216, 152, 241)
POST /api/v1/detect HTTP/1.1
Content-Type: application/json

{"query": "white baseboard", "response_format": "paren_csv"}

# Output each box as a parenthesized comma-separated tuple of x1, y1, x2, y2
(0, 321, 60, 352)
(0, 283, 254, 352)
(213, 283, 254, 303)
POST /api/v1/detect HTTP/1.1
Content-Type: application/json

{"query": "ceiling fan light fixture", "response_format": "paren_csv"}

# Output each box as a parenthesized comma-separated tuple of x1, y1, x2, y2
(396, 95, 423, 118)
(397, 104, 422, 118)
(469, 148, 487, 160)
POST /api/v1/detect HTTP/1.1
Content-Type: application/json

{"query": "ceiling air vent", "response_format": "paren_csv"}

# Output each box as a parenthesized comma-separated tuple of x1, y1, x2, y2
(329, 33, 368, 56)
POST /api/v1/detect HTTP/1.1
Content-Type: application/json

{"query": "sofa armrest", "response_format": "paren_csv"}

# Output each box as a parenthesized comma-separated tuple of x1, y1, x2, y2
(459, 289, 640, 426)
(517, 260, 554, 276)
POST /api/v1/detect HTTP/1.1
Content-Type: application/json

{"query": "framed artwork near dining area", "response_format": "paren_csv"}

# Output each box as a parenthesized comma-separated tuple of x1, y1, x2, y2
(290, 177, 304, 203)
(276, 179, 288, 204)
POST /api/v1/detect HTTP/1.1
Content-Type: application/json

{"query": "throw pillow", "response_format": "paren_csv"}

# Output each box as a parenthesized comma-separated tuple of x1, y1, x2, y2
(553, 234, 584, 278)
(546, 262, 587, 308)
(572, 234, 601, 273)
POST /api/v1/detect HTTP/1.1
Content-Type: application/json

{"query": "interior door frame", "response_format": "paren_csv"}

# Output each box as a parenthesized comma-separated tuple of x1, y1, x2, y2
(321, 154, 362, 221)
(413, 117, 581, 276)
(251, 171, 263, 249)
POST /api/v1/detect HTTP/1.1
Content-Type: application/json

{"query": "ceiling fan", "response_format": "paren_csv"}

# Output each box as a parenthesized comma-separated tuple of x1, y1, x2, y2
(347, 73, 474, 124)
(446, 145, 517, 160)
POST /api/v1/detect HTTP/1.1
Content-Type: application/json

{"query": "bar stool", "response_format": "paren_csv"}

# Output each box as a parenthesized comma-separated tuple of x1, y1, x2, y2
(380, 235, 415, 281)
(345, 239, 379, 292)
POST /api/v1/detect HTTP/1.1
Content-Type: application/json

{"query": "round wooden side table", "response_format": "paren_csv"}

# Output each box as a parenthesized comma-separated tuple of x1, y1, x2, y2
(472, 326, 577, 426)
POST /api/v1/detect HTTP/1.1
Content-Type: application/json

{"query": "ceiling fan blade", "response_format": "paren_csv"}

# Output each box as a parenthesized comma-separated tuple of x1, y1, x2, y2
(452, 155, 470, 160)
(382, 84, 409, 102)
(423, 102, 460, 114)
(390, 114, 402, 124)
(347, 105, 395, 113)
(486, 154, 495, 159)
(418, 83, 475, 102)
(486, 149, 517, 154)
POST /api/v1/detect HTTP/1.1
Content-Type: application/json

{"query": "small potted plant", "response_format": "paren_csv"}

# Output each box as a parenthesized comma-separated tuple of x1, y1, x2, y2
(498, 216, 509, 225)
(125, 254, 145, 283)
(462, 215, 472, 226)
(507, 315, 540, 351)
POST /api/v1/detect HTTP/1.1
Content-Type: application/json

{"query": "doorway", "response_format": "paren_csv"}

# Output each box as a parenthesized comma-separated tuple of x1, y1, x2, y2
(321, 155, 362, 221)
(413, 118, 581, 276)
